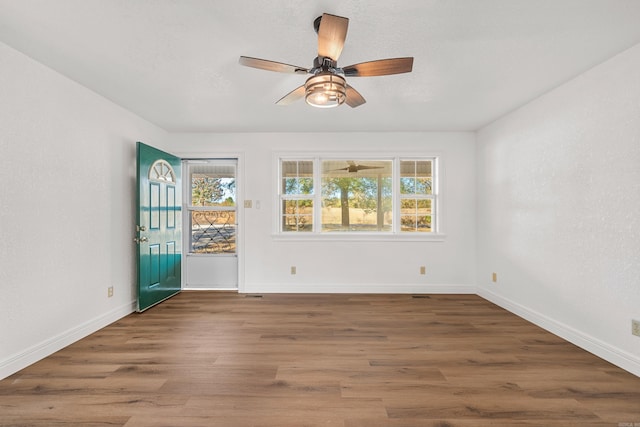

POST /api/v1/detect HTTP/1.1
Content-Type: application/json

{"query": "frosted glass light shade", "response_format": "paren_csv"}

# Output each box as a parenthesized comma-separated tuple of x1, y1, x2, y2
(305, 73, 346, 108)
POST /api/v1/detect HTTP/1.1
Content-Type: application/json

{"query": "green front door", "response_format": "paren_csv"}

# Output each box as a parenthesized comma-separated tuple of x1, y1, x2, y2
(136, 142, 182, 311)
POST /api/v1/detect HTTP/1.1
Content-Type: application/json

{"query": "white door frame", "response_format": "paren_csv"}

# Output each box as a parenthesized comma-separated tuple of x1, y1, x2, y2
(177, 152, 245, 292)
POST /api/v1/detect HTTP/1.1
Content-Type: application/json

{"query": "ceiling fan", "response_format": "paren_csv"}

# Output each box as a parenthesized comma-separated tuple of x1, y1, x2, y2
(331, 161, 384, 173)
(239, 13, 414, 109)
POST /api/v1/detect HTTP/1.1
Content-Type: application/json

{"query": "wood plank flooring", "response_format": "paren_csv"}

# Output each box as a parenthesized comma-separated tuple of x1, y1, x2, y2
(1, 292, 639, 426)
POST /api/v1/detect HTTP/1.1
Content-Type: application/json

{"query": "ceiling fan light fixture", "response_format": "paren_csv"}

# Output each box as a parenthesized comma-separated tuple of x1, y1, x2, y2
(305, 72, 346, 108)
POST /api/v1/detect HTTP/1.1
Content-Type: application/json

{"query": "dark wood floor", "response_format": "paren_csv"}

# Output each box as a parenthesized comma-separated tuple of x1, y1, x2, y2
(1, 292, 639, 427)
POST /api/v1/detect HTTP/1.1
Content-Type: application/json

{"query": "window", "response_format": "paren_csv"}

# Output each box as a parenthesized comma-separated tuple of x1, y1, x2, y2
(277, 155, 439, 236)
(281, 160, 314, 232)
(186, 160, 237, 253)
(400, 160, 434, 232)
(321, 160, 392, 232)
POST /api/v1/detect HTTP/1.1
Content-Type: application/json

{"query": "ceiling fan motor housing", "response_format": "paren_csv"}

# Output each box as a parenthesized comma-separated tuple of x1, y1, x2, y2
(312, 56, 339, 72)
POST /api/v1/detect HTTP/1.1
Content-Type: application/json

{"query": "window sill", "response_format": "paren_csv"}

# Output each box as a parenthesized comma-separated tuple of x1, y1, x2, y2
(271, 232, 446, 242)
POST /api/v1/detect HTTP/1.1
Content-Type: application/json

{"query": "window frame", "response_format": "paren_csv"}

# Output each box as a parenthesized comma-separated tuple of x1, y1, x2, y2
(280, 158, 315, 232)
(274, 152, 445, 241)
(398, 158, 437, 233)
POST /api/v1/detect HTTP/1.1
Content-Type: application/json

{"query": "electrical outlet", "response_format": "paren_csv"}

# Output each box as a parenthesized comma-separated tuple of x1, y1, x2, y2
(244, 200, 252, 208)
(420, 266, 426, 275)
(632, 319, 640, 337)
(492, 272, 497, 283)
(290, 266, 296, 275)
(108, 286, 114, 298)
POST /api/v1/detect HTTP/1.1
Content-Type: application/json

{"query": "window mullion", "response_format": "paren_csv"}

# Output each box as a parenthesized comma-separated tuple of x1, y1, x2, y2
(313, 157, 321, 233)
(392, 157, 400, 234)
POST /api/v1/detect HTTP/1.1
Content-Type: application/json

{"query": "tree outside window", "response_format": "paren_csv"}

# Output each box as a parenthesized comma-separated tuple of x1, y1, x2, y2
(321, 160, 392, 231)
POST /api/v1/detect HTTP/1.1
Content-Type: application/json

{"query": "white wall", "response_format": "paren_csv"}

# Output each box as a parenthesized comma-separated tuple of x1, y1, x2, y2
(168, 132, 477, 294)
(476, 43, 640, 376)
(0, 42, 167, 379)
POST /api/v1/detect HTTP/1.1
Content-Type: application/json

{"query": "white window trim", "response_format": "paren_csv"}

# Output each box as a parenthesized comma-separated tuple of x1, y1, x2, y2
(273, 151, 446, 242)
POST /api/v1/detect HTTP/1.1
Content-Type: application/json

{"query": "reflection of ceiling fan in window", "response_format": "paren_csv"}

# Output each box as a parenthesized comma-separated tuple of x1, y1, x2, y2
(332, 161, 384, 173)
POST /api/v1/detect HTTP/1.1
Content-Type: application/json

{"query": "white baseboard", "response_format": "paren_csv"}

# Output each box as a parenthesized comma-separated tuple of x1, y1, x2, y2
(0, 301, 136, 381)
(477, 287, 640, 378)
(241, 282, 477, 294)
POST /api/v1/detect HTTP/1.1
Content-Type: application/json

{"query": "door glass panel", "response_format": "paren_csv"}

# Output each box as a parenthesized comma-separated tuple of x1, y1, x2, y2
(149, 159, 176, 183)
(187, 161, 237, 254)
(190, 164, 236, 207)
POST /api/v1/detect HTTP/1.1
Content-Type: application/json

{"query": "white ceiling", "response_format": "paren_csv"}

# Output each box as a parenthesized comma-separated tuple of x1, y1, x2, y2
(2, 0, 640, 133)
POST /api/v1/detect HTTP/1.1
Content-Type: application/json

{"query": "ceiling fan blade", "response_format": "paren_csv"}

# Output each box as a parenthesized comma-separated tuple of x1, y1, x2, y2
(356, 165, 383, 171)
(342, 57, 414, 77)
(345, 85, 366, 108)
(276, 85, 306, 106)
(317, 13, 349, 61)
(239, 56, 309, 74)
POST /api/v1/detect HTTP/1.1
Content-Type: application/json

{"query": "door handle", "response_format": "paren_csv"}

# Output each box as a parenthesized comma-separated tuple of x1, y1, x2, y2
(134, 236, 149, 243)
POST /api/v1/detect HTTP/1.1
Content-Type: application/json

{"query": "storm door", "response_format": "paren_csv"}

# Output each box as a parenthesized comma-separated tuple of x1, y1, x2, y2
(184, 159, 238, 289)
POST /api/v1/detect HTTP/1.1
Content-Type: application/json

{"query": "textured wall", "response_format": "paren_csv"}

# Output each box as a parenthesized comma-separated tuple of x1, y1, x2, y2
(0, 42, 167, 379)
(168, 131, 477, 294)
(476, 43, 640, 375)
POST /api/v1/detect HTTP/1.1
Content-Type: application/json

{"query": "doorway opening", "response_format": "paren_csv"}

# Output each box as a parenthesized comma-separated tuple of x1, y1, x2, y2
(183, 159, 238, 290)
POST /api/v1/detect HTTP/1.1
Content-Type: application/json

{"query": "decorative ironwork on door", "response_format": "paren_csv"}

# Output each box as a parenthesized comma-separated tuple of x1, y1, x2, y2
(191, 210, 236, 254)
